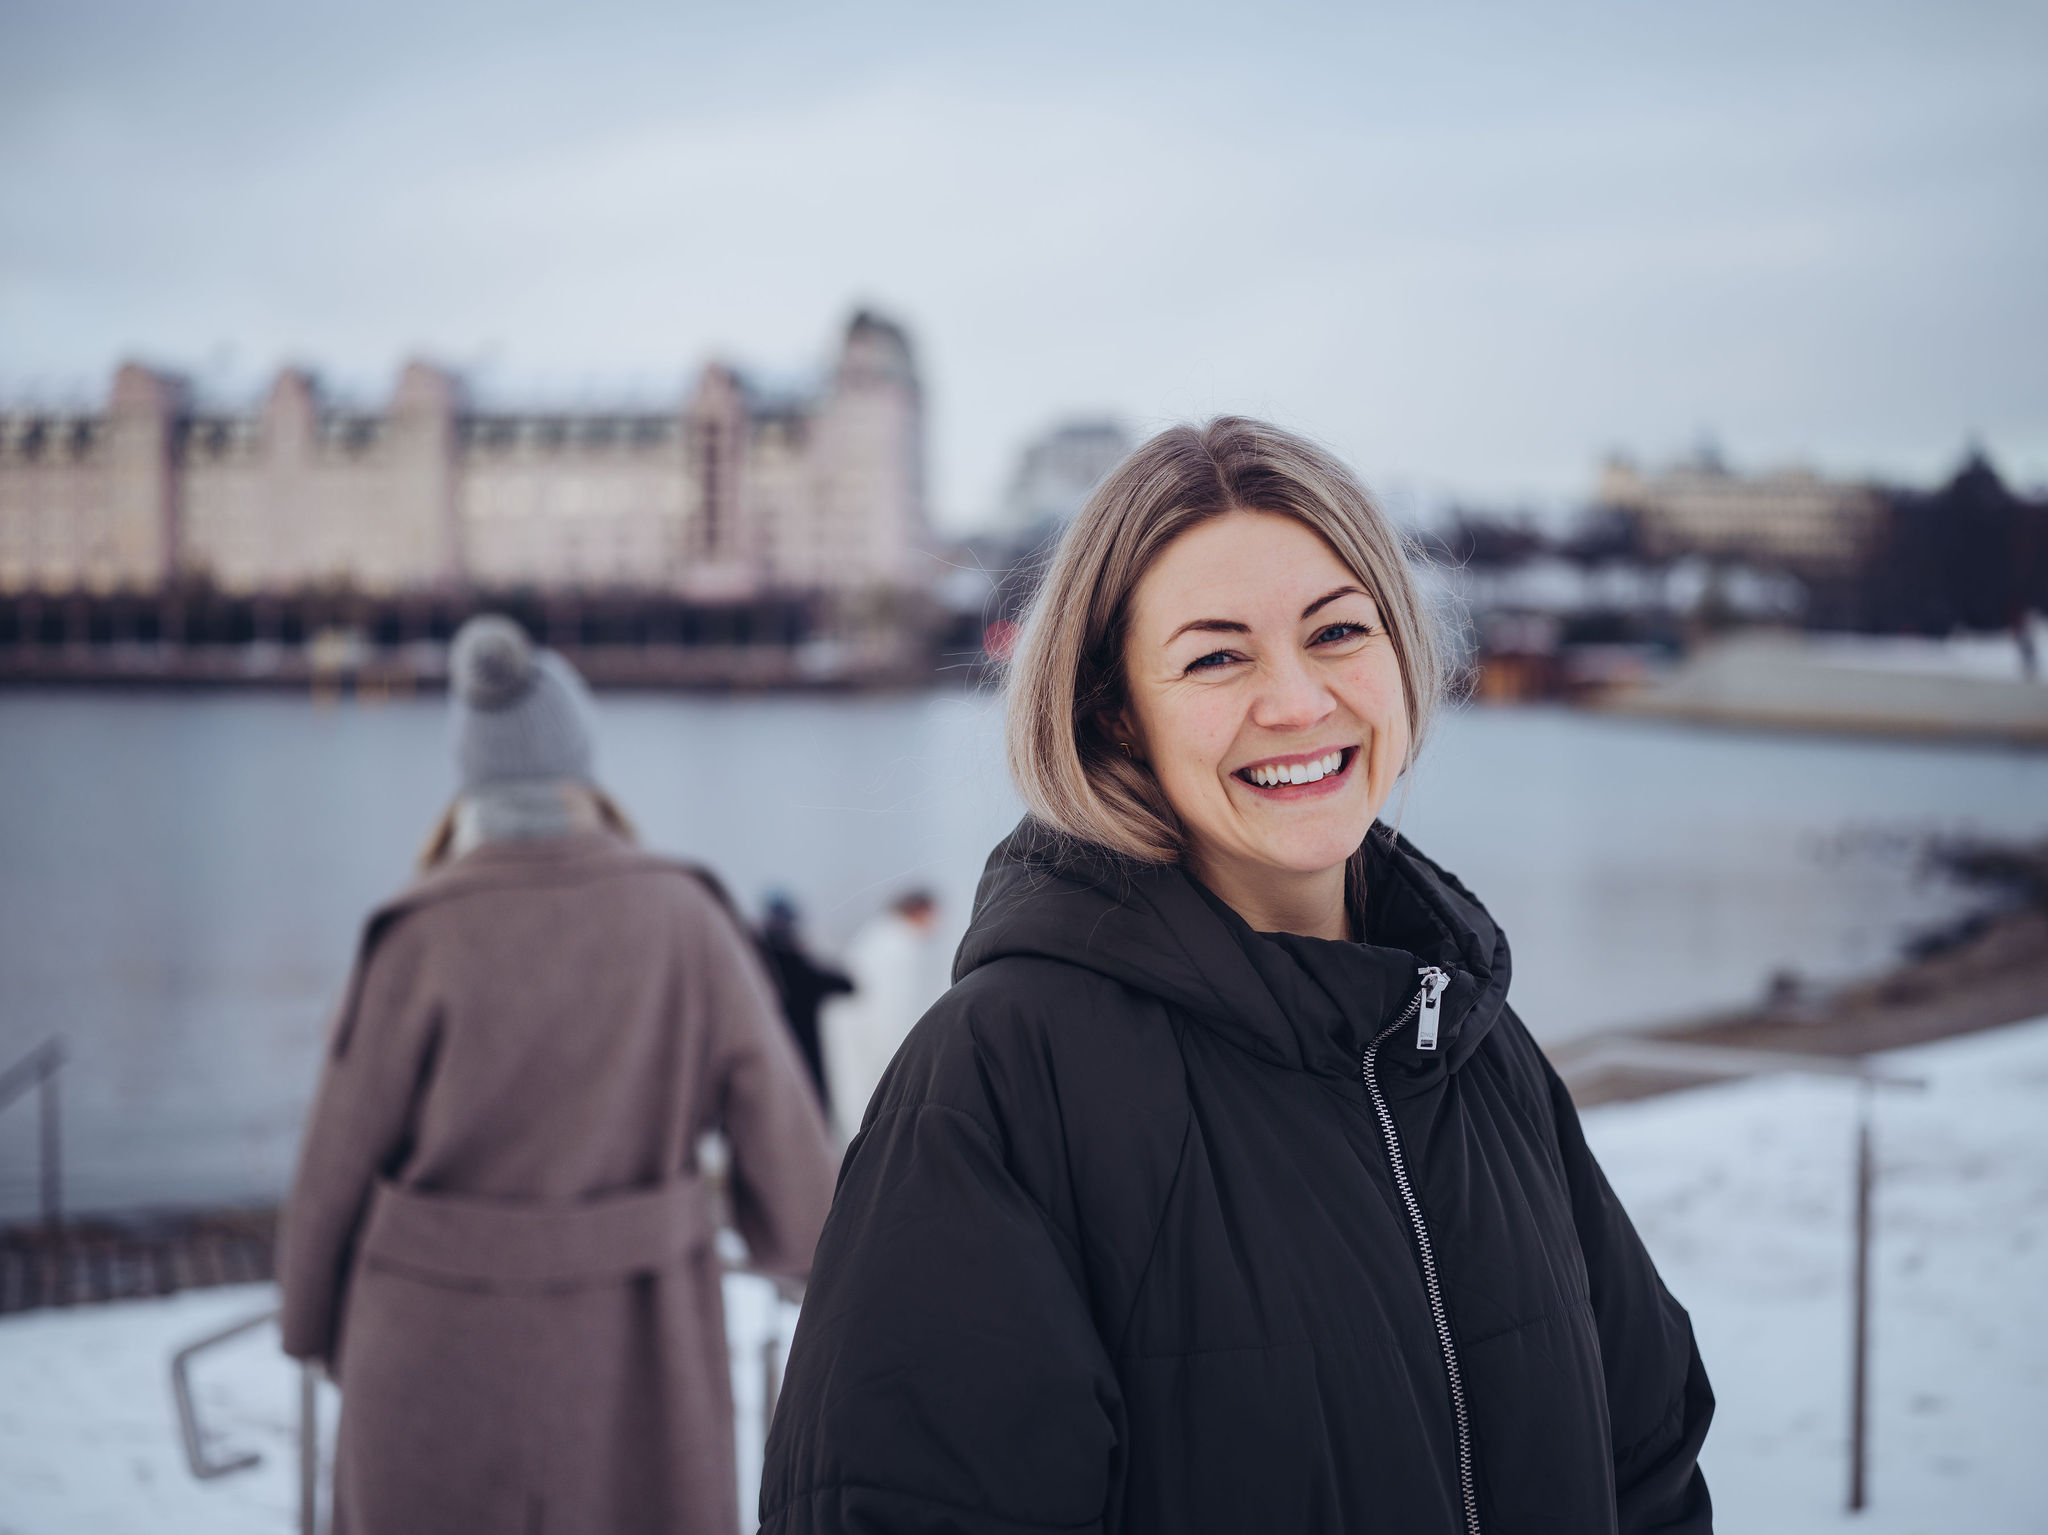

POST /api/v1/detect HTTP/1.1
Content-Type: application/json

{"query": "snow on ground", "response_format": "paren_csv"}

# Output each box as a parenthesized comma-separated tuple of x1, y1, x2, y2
(1585, 1014, 2048, 1534)
(2, 1019, 2044, 1534)
(0, 1283, 328, 1535)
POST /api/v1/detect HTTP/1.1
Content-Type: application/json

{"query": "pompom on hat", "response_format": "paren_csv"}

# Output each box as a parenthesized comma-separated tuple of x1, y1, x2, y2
(448, 614, 596, 791)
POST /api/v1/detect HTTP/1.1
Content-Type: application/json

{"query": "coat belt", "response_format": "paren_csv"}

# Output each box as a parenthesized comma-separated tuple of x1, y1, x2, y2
(359, 1176, 717, 1287)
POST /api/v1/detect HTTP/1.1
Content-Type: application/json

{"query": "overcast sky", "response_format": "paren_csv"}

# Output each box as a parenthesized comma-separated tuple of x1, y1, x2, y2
(2, 0, 2042, 530)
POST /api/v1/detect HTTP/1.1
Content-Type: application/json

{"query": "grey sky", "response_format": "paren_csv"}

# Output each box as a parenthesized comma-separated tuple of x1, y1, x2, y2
(3, 0, 2043, 530)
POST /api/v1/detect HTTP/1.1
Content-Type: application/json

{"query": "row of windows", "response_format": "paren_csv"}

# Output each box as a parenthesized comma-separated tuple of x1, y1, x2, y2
(463, 417, 679, 452)
(0, 412, 823, 464)
(0, 419, 101, 461)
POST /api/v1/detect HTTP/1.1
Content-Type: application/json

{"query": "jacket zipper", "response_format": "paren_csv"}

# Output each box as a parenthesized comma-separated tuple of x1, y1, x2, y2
(1362, 967, 1479, 1535)
(1414, 966, 1452, 1051)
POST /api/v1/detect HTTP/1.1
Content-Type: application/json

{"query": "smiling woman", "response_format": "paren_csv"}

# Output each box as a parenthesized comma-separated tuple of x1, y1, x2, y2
(1005, 419, 1448, 876)
(762, 419, 1715, 1535)
(1113, 510, 1414, 937)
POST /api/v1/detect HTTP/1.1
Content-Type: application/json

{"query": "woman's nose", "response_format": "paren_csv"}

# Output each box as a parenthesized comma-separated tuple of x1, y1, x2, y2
(1249, 653, 1335, 733)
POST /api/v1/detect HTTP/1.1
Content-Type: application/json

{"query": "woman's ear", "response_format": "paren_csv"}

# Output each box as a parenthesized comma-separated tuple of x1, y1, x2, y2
(1100, 706, 1146, 765)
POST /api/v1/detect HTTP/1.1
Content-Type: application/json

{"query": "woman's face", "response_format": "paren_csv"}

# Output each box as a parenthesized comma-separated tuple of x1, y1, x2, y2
(1117, 510, 1410, 908)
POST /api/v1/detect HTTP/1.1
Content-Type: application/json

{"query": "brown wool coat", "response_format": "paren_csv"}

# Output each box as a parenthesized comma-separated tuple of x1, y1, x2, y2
(280, 832, 836, 1535)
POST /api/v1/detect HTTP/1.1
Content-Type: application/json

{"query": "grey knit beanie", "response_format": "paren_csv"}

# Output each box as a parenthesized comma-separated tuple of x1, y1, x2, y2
(449, 615, 595, 790)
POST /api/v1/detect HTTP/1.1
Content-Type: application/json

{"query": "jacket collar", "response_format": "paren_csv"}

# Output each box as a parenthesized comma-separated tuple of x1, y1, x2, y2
(956, 819, 1512, 1081)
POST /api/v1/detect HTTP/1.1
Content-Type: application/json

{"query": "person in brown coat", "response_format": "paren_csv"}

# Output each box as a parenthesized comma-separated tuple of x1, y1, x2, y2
(280, 615, 836, 1535)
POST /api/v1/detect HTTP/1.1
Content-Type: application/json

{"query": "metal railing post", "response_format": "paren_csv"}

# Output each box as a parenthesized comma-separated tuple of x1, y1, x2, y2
(1847, 1078, 1874, 1513)
(1561, 1036, 1921, 1515)
(0, 1037, 66, 1229)
(300, 1361, 321, 1535)
(761, 1332, 784, 1444)
(39, 1060, 61, 1228)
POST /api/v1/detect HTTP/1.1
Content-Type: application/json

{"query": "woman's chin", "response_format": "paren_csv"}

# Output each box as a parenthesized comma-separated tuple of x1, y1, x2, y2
(1236, 825, 1373, 883)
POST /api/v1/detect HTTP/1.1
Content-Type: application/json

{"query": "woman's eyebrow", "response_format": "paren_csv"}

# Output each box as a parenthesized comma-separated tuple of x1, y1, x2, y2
(1301, 585, 1368, 619)
(1165, 586, 1369, 643)
(1165, 617, 1250, 643)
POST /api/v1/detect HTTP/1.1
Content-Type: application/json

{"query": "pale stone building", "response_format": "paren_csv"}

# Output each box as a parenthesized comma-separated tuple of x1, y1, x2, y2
(0, 365, 185, 596)
(1598, 450, 1881, 574)
(0, 311, 927, 599)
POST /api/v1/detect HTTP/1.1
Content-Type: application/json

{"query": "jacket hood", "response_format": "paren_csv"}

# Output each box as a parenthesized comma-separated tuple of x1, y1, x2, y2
(955, 818, 1513, 1081)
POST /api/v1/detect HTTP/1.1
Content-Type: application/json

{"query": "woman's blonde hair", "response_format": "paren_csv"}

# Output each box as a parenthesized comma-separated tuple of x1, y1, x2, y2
(1004, 416, 1449, 864)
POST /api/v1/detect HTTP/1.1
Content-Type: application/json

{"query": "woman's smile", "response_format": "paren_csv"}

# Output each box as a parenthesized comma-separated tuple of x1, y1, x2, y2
(1232, 745, 1357, 794)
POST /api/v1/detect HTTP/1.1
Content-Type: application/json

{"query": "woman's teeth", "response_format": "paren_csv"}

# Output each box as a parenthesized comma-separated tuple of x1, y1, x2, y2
(1245, 750, 1345, 788)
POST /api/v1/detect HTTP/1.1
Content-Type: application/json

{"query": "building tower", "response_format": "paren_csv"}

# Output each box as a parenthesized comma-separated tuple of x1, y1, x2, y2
(812, 311, 926, 589)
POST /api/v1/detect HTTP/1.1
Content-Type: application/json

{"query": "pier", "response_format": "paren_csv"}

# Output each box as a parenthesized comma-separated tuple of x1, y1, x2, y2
(0, 586, 985, 691)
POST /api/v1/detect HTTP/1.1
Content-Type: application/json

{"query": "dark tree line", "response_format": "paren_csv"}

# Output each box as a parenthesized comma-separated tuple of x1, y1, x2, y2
(1858, 454, 2048, 642)
(1427, 455, 2048, 663)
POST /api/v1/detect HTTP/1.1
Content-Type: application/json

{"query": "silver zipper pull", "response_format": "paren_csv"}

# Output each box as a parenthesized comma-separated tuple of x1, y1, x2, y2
(1415, 967, 1451, 1051)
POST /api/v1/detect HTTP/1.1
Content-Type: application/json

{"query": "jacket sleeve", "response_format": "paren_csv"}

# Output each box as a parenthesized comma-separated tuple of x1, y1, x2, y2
(700, 900, 836, 1279)
(277, 921, 439, 1365)
(1545, 1057, 1715, 1534)
(759, 1094, 1125, 1535)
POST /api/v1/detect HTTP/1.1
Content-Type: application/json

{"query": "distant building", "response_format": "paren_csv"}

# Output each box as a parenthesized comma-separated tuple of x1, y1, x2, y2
(1001, 418, 1131, 535)
(1598, 449, 1881, 575)
(0, 311, 927, 598)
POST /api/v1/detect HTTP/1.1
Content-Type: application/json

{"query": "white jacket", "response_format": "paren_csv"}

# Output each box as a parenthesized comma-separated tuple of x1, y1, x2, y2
(820, 911, 944, 1146)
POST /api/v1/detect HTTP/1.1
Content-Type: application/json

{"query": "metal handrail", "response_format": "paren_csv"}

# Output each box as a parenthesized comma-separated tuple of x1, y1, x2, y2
(0, 1035, 64, 1226)
(169, 1258, 798, 1534)
(169, 1307, 322, 1532)
(755, 1270, 804, 1440)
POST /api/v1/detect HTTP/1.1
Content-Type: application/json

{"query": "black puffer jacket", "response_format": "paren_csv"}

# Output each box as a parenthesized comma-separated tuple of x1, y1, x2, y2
(761, 820, 1713, 1534)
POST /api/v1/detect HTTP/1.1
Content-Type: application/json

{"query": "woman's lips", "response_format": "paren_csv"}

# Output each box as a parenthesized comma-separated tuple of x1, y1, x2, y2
(1233, 746, 1357, 796)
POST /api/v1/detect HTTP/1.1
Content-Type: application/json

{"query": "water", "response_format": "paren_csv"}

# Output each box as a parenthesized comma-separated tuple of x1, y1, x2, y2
(2, 690, 2044, 1220)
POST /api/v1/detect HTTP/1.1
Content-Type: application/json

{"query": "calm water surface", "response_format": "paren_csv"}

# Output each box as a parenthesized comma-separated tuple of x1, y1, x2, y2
(2, 689, 2044, 1218)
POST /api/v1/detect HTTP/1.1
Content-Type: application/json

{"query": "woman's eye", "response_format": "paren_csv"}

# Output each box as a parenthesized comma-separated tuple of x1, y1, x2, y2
(1312, 622, 1372, 646)
(1185, 649, 1242, 672)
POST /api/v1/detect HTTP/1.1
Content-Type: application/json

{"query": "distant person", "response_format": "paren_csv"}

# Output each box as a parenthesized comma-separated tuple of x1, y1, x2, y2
(818, 889, 943, 1146)
(280, 614, 835, 1535)
(755, 891, 853, 1113)
(762, 420, 1714, 1533)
